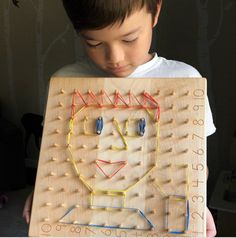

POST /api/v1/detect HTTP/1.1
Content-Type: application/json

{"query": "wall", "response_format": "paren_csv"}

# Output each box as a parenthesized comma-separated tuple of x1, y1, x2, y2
(0, 0, 83, 122)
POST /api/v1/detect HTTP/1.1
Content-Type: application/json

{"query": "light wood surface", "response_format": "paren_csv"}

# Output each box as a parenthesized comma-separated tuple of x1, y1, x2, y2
(29, 77, 207, 237)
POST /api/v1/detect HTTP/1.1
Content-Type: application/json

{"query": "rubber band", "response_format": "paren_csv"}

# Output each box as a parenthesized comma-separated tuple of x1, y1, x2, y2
(112, 118, 128, 150)
(59, 205, 154, 231)
(95, 159, 127, 179)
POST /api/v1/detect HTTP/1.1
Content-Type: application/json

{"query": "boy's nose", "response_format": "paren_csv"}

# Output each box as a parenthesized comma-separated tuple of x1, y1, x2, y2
(106, 45, 125, 65)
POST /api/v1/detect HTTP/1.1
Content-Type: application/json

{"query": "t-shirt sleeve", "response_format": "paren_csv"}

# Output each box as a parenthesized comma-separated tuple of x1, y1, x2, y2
(205, 96, 216, 136)
(184, 65, 216, 137)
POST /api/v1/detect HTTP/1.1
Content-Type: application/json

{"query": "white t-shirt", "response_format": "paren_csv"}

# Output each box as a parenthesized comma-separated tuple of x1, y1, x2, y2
(54, 53, 216, 136)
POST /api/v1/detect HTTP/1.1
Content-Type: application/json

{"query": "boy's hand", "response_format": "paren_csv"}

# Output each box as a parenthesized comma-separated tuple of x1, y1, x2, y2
(22, 191, 33, 224)
(206, 207, 217, 237)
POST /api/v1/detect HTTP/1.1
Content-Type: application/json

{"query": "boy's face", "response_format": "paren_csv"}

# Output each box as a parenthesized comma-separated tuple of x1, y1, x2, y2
(80, 6, 160, 77)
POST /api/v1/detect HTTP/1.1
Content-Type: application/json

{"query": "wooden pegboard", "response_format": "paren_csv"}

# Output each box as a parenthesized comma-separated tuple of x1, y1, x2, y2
(29, 77, 207, 237)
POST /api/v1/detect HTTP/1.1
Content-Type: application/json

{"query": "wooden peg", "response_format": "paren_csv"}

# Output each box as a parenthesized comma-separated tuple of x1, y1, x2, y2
(73, 221, 79, 224)
(49, 172, 56, 176)
(168, 119, 174, 124)
(53, 143, 60, 148)
(150, 162, 157, 167)
(167, 133, 173, 138)
(58, 102, 64, 107)
(163, 179, 172, 184)
(51, 157, 57, 161)
(168, 90, 174, 96)
(149, 178, 156, 183)
(165, 163, 172, 169)
(82, 144, 87, 149)
(47, 186, 54, 191)
(181, 180, 188, 185)
(183, 119, 189, 124)
(64, 172, 70, 177)
(166, 148, 173, 153)
(179, 164, 188, 169)
(55, 129, 60, 134)
(136, 161, 142, 166)
(168, 104, 174, 110)
(60, 88, 66, 94)
(45, 202, 52, 206)
(184, 90, 190, 96)
(149, 209, 156, 214)
(182, 149, 189, 154)
(183, 104, 189, 110)
(60, 203, 66, 207)
(43, 218, 50, 222)
(67, 144, 72, 149)
(65, 158, 70, 162)
(75, 204, 80, 208)
(60, 188, 66, 192)
(181, 133, 189, 139)
(147, 194, 155, 199)
(57, 115, 62, 120)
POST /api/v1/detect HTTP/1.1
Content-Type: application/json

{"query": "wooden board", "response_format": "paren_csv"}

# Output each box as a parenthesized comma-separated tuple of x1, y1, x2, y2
(29, 77, 207, 237)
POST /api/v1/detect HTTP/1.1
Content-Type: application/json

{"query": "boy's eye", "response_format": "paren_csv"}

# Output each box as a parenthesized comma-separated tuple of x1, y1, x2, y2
(122, 38, 138, 44)
(86, 41, 102, 48)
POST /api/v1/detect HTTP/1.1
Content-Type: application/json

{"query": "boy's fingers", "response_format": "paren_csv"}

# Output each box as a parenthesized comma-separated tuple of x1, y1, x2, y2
(22, 211, 30, 224)
(22, 191, 33, 224)
(206, 207, 217, 237)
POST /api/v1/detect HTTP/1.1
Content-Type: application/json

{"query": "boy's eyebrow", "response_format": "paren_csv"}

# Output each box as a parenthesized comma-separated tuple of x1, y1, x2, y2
(81, 27, 141, 41)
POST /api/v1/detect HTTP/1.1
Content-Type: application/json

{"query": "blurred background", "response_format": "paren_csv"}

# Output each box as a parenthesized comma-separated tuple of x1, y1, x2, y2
(0, 0, 235, 236)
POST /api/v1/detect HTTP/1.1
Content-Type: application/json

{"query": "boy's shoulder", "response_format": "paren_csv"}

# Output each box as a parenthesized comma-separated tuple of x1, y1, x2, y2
(52, 56, 105, 77)
(139, 54, 202, 78)
(158, 57, 201, 77)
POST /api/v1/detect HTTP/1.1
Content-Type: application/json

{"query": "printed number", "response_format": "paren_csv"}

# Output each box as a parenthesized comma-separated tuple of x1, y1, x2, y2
(193, 149, 204, 155)
(55, 224, 67, 231)
(191, 211, 204, 220)
(192, 163, 204, 171)
(192, 180, 204, 187)
(193, 89, 205, 97)
(193, 105, 204, 111)
(70, 226, 81, 233)
(192, 195, 204, 203)
(193, 119, 204, 126)
(192, 133, 203, 140)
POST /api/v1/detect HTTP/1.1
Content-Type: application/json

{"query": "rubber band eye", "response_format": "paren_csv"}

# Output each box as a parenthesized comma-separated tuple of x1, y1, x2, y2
(138, 118, 146, 136)
(96, 117, 103, 135)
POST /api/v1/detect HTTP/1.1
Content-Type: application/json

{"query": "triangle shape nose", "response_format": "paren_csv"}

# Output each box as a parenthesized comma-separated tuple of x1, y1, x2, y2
(95, 159, 127, 179)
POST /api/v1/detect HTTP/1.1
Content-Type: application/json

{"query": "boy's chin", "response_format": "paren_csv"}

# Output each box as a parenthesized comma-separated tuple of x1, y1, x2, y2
(106, 67, 135, 78)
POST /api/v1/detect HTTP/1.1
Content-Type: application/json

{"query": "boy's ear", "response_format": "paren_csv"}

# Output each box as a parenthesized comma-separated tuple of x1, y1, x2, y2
(153, 0, 162, 27)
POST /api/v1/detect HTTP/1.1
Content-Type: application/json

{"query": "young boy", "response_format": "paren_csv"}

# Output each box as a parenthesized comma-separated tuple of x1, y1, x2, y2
(23, 0, 216, 236)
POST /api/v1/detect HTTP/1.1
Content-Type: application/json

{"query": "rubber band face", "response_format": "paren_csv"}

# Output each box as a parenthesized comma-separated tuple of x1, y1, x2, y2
(64, 90, 160, 229)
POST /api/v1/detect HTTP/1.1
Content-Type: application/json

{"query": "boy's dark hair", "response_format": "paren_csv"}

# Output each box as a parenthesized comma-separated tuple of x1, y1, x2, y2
(62, 0, 161, 32)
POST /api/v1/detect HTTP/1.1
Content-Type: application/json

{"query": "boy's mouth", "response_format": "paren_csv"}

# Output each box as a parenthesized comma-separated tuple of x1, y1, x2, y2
(108, 65, 129, 73)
